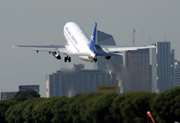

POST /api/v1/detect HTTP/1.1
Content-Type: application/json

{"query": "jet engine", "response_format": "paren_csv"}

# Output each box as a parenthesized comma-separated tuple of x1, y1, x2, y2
(51, 51, 61, 60)
(105, 56, 111, 60)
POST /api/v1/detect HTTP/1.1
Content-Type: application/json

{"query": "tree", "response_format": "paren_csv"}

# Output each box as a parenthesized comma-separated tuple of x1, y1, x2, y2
(69, 93, 118, 123)
(32, 97, 59, 123)
(119, 92, 156, 123)
(22, 98, 45, 123)
(13, 90, 40, 101)
(0, 100, 17, 123)
(86, 93, 117, 123)
(5, 98, 37, 123)
(2, 88, 180, 123)
(151, 87, 180, 123)
(51, 97, 70, 123)
(110, 93, 128, 122)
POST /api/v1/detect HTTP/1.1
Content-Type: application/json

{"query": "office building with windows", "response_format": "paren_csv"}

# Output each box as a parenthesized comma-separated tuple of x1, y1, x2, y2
(1, 92, 17, 100)
(19, 85, 40, 94)
(155, 41, 174, 93)
(46, 64, 117, 97)
(123, 49, 152, 92)
(174, 60, 180, 87)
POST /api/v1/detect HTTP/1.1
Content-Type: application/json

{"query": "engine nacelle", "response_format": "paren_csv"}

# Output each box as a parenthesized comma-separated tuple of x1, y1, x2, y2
(105, 56, 111, 60)
(52, 51, 61, 60)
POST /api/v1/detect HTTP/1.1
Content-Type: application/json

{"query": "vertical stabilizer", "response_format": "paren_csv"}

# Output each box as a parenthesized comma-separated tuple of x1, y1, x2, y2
(89, 22, 97, 53)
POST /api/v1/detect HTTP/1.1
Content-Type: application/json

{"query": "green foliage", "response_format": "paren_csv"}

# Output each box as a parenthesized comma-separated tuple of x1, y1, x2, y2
(13, 90, 40, 101)
(22, 98, 45, 123)
(151, 87, 180, 123)
(82, 93, 117, 123)
(0, 100, 17, 123)
(119, 92, 156, 123)
(110, 93, 129, 122)
(66, 93, 116, 123)
(5, 98, 37, 123)
(32, 97, 59, 123)
(0, 87, 180, 123)
(68, 93, 99, 123)
(51, 97, 70, 123)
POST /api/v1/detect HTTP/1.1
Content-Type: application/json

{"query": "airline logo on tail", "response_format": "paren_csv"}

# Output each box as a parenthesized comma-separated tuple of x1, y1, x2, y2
(89, 22, 97, 53)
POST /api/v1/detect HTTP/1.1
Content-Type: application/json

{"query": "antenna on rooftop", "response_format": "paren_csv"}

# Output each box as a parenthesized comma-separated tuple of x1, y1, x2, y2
(141, 29, 144, 45)
(133, 30, 135, 46)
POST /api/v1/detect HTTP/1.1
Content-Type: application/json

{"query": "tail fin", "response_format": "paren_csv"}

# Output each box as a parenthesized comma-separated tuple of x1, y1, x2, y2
(88, 22, 97, 53)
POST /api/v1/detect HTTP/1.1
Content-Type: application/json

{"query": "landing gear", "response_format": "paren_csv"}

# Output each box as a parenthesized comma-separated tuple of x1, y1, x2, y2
(105, 56, 111, 60)
(64, 56, 71, 62)
(93, 58, 97, 62)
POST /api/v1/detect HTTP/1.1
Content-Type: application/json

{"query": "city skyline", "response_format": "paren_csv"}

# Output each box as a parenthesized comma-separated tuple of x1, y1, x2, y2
(0, 1, 180, 97)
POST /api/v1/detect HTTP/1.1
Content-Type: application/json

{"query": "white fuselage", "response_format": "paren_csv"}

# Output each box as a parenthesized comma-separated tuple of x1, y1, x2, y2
(63, 22, 95, 61)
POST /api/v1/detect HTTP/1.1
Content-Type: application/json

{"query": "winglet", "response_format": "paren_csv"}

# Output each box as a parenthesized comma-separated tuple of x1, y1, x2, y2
(89, 22, 97, 53)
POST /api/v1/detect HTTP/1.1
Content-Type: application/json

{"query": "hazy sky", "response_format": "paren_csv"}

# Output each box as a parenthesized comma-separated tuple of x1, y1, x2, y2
(0, 1, 180, 97)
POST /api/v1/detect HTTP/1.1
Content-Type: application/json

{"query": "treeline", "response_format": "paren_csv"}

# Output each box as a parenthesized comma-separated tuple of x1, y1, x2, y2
(0, 87, 180, 123)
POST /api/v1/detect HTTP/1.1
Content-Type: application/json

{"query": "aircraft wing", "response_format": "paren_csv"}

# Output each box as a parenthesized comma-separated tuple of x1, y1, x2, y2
(95, 44, 155, 54)
(13, 45, 66, 52)
(14, 45, 92, 56)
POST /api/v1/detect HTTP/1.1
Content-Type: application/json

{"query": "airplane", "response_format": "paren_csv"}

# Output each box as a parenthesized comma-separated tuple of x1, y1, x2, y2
(14, 22, 155, 62)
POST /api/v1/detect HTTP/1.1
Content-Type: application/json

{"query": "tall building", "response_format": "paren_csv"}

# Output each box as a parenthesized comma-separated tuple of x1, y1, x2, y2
(19, 85, 40, 94)
(46, 64, 118, 97)
(151, 47, 157, 92)
(1, 92, 17, 100)
(174, 60, 180, 87)
(123, 49, 151, 92)
(95, 30, 123, 71)
(156, 42, 174, 93)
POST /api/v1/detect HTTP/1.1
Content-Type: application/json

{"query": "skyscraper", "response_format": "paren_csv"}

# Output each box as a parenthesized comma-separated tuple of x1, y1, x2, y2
(156, 41, 174, 93)
(46, 64, 117, 97)
(151, 47, 157, 92)
(123, 49, 151, 92)
(174, 60, 180, 87)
